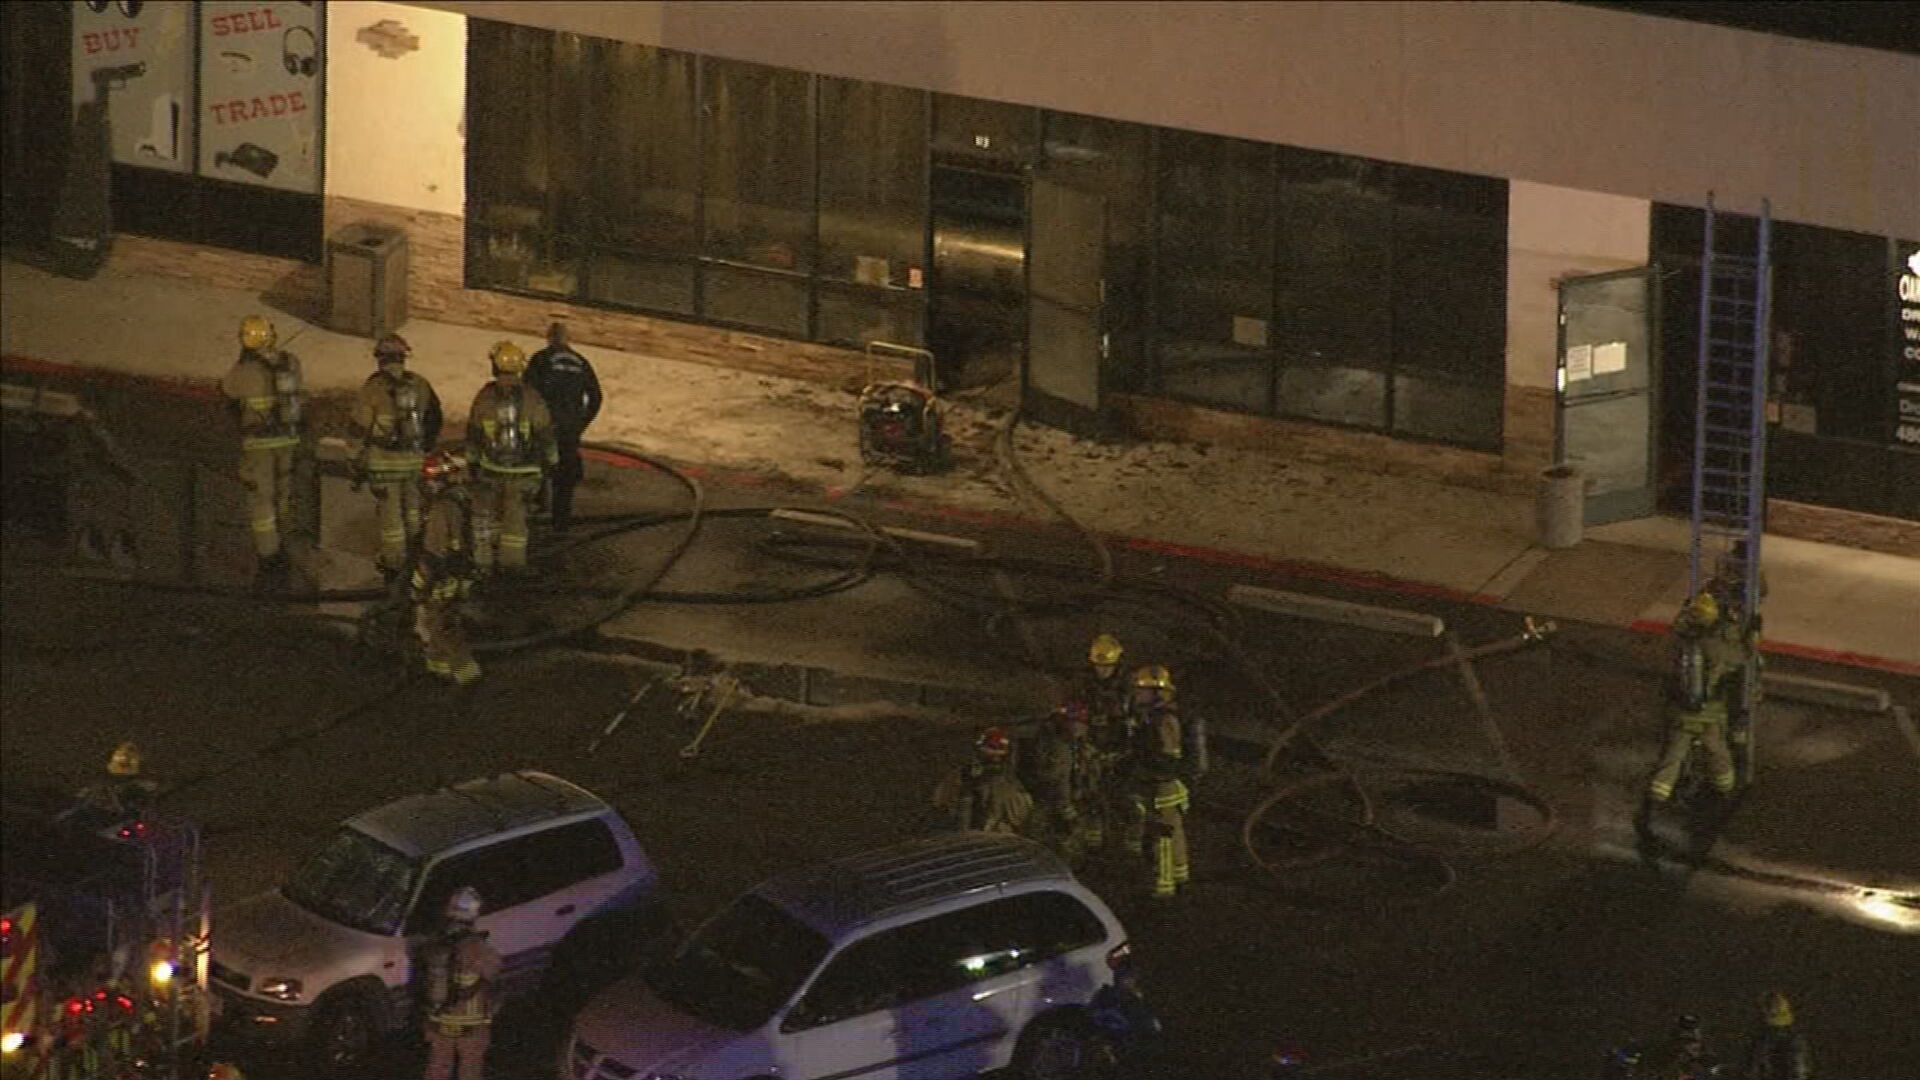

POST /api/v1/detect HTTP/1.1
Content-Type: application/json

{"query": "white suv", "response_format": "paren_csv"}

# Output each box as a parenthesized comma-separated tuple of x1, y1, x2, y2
(211, 771, 658, 1071)
(564, 831, 1129, 1080)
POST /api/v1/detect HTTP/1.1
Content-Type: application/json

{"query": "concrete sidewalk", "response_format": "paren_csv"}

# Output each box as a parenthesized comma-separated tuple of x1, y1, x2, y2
(4, 253, 1917, 674)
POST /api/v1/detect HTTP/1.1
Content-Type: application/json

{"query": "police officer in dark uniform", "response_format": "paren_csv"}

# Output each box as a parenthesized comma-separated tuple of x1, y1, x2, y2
(525, 321, 603, 533)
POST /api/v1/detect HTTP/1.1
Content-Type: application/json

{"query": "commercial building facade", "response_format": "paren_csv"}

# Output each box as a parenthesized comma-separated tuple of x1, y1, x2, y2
(6, 2, 1916, 537)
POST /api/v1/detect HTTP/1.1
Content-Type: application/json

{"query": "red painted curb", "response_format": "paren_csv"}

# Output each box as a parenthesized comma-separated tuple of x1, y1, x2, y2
(3, 353, 221, 401)
(1628, 619, 1920, 677)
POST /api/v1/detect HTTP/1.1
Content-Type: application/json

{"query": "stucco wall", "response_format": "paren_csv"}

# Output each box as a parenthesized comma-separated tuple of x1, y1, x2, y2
(406, 0, 1919, 240)
(325, 1, 466, 216)
(1506, 181, 1651, 391)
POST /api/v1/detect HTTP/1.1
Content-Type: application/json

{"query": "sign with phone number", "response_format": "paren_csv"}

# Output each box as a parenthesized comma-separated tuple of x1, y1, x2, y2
(1899, 244, 1920, 447)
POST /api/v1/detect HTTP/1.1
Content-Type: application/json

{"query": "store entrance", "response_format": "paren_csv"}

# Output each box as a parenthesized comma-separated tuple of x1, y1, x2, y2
(1556, 266, 1661, 525)
(928, 162, 1027, 391)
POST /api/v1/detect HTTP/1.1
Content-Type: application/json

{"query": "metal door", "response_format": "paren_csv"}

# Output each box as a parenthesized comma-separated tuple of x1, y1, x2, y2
(1556, 266, 1659, 524)
(1024, 177, 1105, 431)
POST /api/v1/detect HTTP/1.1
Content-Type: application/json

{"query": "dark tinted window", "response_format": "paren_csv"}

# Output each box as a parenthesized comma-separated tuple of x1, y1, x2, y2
(999, 889, 1106, 958)
(1154, 128, 1275, 415)
(785, 890, 1105, 1032)
(1273, 148, 1394, 429)
(466, 20, 590, 296)
(1652, 206, 1917, 519)
(702, 55, 815, 274)
(408, 843, 524, 934)
(406, 818, 622, 933)
(820, 77, 927, 287)
(515, 818, 624, 896)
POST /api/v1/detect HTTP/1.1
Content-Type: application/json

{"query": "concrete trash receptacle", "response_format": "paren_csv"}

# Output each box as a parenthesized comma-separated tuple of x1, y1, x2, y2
(327, 222, 409, 339)
(1537, 464, 1583, 549)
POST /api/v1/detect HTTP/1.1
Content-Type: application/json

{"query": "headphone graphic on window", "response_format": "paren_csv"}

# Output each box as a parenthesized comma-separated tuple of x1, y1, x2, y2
(282, 26, 317, 78)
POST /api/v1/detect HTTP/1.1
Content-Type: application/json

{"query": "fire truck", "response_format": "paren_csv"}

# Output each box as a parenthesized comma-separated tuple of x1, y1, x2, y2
(1, 802, 210, 1080)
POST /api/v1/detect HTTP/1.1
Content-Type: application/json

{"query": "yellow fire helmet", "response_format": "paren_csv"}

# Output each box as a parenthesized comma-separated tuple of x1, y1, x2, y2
(1133, 663, 1173, 692)
(489, 340, 528, 376)
(107, 740, 143, 777)
(238, 314, 276, 351)
(1764, 990, 1794, 1028)
(1089, 633, 1124, 668)
(1684, 590, 1719, 626)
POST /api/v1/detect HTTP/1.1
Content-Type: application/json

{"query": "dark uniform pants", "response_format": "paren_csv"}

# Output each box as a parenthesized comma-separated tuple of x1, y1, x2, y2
(425, 1024, 491, 1080)
(552, 431, 585, 531)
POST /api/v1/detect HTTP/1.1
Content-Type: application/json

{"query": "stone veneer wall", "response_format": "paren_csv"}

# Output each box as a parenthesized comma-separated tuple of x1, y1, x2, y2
(104, 201, 1912, 556)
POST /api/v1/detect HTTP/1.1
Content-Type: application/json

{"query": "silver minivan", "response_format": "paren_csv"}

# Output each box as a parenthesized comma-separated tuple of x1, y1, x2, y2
(211, 771, 657, 1070)
(564, 831, 1129, 1080)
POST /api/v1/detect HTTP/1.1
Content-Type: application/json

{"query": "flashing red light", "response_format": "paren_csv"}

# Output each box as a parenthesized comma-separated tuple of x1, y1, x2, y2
(64, 998, 84, 1016)
(114, 994, 134, 1011)
(117, 820, 151, 841)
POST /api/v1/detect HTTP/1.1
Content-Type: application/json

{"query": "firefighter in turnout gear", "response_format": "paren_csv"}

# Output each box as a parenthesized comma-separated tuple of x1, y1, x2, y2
(220, 315, 303, 577)
(421, 885, 502, 1080)
(351, 334, 443, 575)
(1080, 633, 1132, 733)
(1029, 700, 1105, 859)
(1648, 591, 1743, 802)
(73, 740, 159, 822)
(1128, 665, 1191, 898)
(1739, 991, 1811, 1080)
(411, 452, 482, 686)
(525, 321, 603, 534)
(467, 341, 557, 574)
(931, 726, 1034, 834)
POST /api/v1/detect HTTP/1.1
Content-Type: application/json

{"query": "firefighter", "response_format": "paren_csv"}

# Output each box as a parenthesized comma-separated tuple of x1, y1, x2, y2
(421, 885, 502, 1080)
(351, 334, 443, 577)
(1029, 701, 1104, 858)
(411, 451, 482, 686)
(466, 341, 557, 574)
(1648, 591, 1742, 802)
(1081, 633, 1132, 733)
(931, 726, 1034, 834)
(1128, 665, 1191, 899)
(1739, 991, 1811, 1080)
(220, 315, 303, 581)
(74, 740, 159, 822)
(525, 321, 603, 534)
(1651, 1013, 1716, 1080)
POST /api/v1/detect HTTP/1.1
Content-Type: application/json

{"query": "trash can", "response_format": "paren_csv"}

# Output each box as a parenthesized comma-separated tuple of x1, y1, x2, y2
(1536, 464, 1584, 549)
(327, 222, 409, 339)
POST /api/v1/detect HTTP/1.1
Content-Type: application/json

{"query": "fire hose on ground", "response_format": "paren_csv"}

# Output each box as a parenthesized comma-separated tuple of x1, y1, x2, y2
(16, 430, 1563, 901)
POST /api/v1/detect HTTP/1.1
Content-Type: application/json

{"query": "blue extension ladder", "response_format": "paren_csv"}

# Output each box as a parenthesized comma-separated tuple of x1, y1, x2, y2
(1688, 192, 1771, 622)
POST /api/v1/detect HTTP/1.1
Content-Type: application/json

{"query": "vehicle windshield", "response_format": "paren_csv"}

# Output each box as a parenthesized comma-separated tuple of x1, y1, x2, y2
(282, 827, 420, 936)
(644, 894, 829, 1031)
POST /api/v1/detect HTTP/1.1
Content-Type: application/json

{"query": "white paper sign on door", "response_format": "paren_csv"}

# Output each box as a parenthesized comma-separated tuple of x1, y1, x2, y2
(1593, 341, 1628, 376)
(1564, 343, 1594, 382)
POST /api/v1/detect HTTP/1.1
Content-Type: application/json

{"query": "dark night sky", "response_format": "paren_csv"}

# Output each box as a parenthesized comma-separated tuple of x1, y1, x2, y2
(1576, 1, 1920, 56)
